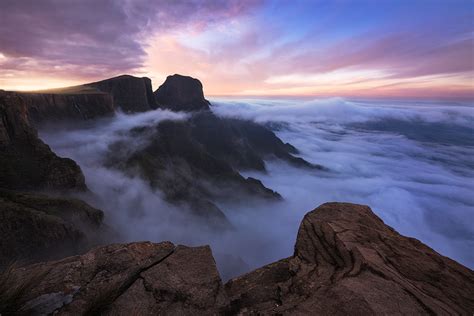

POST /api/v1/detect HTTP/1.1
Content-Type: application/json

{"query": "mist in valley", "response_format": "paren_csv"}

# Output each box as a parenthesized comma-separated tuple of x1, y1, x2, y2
(40, 98, 474, 279)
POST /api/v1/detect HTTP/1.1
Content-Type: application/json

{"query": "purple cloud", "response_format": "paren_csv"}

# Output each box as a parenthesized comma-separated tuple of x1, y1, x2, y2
(0, 0, 262, 79)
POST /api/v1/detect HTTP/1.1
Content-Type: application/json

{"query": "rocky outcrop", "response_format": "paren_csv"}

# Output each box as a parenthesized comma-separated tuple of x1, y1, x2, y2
(85, 74, 157, 112)
(2, 242, 227, 315)
(225, 203, 474, 314)
(0, 91, 86, 191)
(154, 74, 210, 111)
(4, 203, 473, 315)
(0, 189, 104, 267)
(18, 91, 114, 124)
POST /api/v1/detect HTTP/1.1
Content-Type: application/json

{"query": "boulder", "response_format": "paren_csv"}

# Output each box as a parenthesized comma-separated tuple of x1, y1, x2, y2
(154, 74, 210, 111)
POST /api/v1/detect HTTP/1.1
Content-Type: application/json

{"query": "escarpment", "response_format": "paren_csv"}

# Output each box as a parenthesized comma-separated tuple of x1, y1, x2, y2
(85, 74, 157, 112)
(105, 74, 319, 226)
(1, 73, 317, 263)
(0, 91, 106, 266)
(15, 74, 157, 125)
(4, 203, 473, 315)
(0, 91, 86, 191)
(18, 91, 115, 124)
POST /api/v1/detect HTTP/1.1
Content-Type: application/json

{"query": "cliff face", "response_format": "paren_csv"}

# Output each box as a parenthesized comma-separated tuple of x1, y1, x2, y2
(19, 92, 114, 124)
(0, 91, 86, 191)
(85, 75, 157, 112)
(154, 74, 210, 111)
(4, 203, 473, 315)
(13, 74, 157, 125)
(0, 91, 105, 267)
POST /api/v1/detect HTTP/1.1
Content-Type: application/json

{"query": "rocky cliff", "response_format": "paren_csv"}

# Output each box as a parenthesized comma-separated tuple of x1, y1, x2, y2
(0, 91, 106, 267)
(12, 74, 157, 125)
(3, 203, 472, 315)
(0, 91, 86, 191)
(85, 75, 157, 112)
(108, 76, 319, 228)
(18, 91, 114, 124)
(154, 74, 210, 111)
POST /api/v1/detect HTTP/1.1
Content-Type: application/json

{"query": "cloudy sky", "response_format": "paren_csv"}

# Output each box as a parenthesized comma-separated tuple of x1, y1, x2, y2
(0, 0, 473, 98)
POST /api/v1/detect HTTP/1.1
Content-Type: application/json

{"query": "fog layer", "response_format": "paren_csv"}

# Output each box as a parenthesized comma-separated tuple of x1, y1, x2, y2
(41, 98, 474, 278)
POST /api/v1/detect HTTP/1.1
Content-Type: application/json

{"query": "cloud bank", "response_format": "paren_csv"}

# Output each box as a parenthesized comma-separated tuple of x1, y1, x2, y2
(40, 98, 474, 280)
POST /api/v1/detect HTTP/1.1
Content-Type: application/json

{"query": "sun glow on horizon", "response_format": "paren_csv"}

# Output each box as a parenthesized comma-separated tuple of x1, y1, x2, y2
(1, 1, 473, 99)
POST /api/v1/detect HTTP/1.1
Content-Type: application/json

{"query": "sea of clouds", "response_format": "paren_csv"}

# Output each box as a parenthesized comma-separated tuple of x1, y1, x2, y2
(40, 97, 474, 278)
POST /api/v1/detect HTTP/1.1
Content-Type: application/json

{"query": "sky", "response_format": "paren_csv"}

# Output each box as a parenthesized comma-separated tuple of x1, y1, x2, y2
(0, 0, 473, 98)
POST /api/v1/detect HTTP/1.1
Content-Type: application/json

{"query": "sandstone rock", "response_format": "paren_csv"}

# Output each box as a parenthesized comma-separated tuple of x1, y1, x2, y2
(4, 203, 472, 315)
(225, 203, 474, 315)
(154, 74, 210, 111)
(0, 91, 86, 191)
(4, 242, 227, 315)
(85, 74, 157, 112)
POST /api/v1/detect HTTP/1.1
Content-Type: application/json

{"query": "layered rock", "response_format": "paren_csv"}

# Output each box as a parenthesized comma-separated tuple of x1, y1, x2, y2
(12, 74, 157, 125)
(2, 242, 227, 315)
(5, 203, 473, 314)
(18, 91, 114, 124)
(85, 74, 157, 112)
(154, 74, 210, 111)
(0, 91, 86, 191)
(225, 203, 474, 314)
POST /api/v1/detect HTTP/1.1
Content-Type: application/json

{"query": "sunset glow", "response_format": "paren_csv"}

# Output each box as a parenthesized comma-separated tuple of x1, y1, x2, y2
(1, 0, 473, 98)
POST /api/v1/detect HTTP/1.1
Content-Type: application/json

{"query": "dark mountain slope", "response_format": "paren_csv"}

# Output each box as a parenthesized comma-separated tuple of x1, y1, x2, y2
(0, 91, 106, 266)
(0, 91, 86, 191)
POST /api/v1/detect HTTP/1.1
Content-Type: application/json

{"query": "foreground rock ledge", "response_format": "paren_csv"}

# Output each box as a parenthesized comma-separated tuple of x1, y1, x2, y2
(3, 203, 473, 315)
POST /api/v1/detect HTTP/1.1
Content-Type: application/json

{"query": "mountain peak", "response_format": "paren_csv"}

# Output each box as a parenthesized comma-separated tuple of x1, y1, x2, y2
(154, 74, 210, 112)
